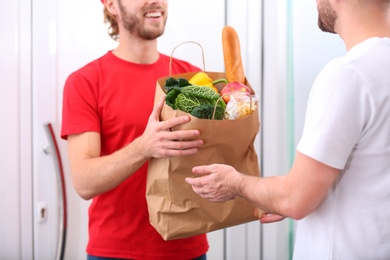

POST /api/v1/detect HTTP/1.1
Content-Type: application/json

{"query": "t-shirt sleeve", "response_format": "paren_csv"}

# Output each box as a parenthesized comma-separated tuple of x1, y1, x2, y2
(297, 60, 369, 169)
(61, 69, 101, 140)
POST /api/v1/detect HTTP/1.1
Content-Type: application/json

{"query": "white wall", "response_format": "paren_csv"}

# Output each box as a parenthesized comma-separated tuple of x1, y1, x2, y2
(292, 1, 345, 144)
(0, 0, 33, 258)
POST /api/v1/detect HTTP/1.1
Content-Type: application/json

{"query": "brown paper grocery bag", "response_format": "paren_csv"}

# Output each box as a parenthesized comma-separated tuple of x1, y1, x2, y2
(146, 71, 264, 241)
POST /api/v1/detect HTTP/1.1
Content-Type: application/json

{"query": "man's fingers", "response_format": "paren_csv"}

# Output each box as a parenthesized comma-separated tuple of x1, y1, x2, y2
(260, 214, 285, 224)
(192, 165, 213, 175)
(167, 129, 201, 141)
(151, 98, 165, 119)
(185, 177, 201, 186)
(161, 115, 192, 131)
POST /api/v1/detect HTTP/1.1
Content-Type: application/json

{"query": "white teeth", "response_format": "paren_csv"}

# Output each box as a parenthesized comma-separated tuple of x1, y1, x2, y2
(145, 12, 161, 18)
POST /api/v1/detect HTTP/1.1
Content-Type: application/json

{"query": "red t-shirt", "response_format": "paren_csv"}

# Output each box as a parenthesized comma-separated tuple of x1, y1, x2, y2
(61, 51, 208, 259)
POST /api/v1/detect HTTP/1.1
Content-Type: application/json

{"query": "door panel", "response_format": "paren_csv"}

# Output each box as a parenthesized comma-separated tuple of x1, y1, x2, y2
(0, 0, 33, 258)
(32, 0, 63, 258)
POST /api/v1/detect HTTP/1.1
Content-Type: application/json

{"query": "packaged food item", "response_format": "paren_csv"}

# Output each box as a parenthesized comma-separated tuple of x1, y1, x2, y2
(224, 93, 258, 120)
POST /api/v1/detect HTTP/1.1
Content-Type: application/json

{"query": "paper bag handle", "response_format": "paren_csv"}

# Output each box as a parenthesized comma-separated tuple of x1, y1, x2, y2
(169, 41, 206, 76)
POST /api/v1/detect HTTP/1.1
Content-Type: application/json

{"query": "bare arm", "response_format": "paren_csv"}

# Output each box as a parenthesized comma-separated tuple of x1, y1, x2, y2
(185, 152, 340, 220)
(68, 98, 203, 200)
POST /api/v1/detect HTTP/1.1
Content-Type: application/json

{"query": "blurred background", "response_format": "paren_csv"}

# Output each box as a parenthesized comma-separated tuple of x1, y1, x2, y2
(0, 0, 344, 259)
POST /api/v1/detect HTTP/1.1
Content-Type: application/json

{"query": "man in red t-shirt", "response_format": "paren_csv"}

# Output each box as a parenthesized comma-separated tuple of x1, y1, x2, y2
(61, 0, 209, 259)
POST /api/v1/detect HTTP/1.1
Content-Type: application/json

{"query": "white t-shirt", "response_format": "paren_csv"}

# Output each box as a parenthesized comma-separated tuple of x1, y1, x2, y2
(293, 37, 390, 259)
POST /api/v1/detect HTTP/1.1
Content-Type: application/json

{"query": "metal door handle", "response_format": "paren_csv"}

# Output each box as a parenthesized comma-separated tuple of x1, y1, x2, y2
(44, 123, 67, 260)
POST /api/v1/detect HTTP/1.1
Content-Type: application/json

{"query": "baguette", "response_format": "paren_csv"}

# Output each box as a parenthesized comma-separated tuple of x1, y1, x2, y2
(222, 26, 246, 84)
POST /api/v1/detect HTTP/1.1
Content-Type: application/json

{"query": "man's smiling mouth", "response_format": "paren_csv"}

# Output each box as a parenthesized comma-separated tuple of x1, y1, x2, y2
(145, 12, 162, 18)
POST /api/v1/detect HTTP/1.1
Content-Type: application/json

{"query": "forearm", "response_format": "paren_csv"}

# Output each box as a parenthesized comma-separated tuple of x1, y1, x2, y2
(234, 174, 299, 219)
(69, 135, 148, 200)
(234, 152, 340, 220)
(188, 153, 340, 220)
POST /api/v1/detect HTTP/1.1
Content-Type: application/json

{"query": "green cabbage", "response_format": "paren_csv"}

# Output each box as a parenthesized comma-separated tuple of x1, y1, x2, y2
(164, 79, 226, 120)
(191, 104, 225, 120)
(180, 85, 221, 100)
(175, 94, 215, 113)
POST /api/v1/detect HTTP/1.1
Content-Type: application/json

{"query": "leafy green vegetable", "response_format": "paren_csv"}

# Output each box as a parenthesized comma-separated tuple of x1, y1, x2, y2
(177, 78, 191, 87)
(180, 86, 226, 109)
(180, 85, 220, 100)
(165, 89, 181, 109)
(191, 104, 225, 120)
(163, 77, 226, 120)
(175, 93, 215, 113)
(164, 77, 191, 93)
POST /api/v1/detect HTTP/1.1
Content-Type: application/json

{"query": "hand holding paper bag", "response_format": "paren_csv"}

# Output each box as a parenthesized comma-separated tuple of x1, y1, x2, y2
(185, 164, 241, 202)
(138, 98, 203, 158)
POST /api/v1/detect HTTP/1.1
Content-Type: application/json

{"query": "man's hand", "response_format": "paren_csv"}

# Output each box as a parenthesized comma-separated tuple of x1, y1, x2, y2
(136, 98, 204, 159)
(259, 213, 286, 224)
(185, 164, 241, 202)
(185, 153, 341, 220)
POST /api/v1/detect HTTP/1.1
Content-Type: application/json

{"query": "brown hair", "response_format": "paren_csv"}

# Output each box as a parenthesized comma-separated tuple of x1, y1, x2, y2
(103, 6, 119, 41)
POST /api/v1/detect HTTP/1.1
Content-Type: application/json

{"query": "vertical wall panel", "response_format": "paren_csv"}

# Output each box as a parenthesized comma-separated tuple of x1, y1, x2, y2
(32, 0, 62, 257)
(20, 0, 34, 257)
(261, 0, 291, 259)
(0, 0, 32, 258)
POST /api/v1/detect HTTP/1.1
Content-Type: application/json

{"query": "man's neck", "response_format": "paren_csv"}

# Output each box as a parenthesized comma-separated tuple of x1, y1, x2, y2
(112, 36, 160, 64)
(337, 6, 390, 50)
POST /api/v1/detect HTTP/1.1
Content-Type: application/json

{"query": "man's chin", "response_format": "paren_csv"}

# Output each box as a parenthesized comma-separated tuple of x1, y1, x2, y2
(318, 20, 336, 34)
(141, 27, 165, 40)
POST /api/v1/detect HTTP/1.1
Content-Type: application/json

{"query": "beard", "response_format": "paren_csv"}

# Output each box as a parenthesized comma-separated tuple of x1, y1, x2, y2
(117, 0, 167, 40)
(317, 0, 337, 34)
